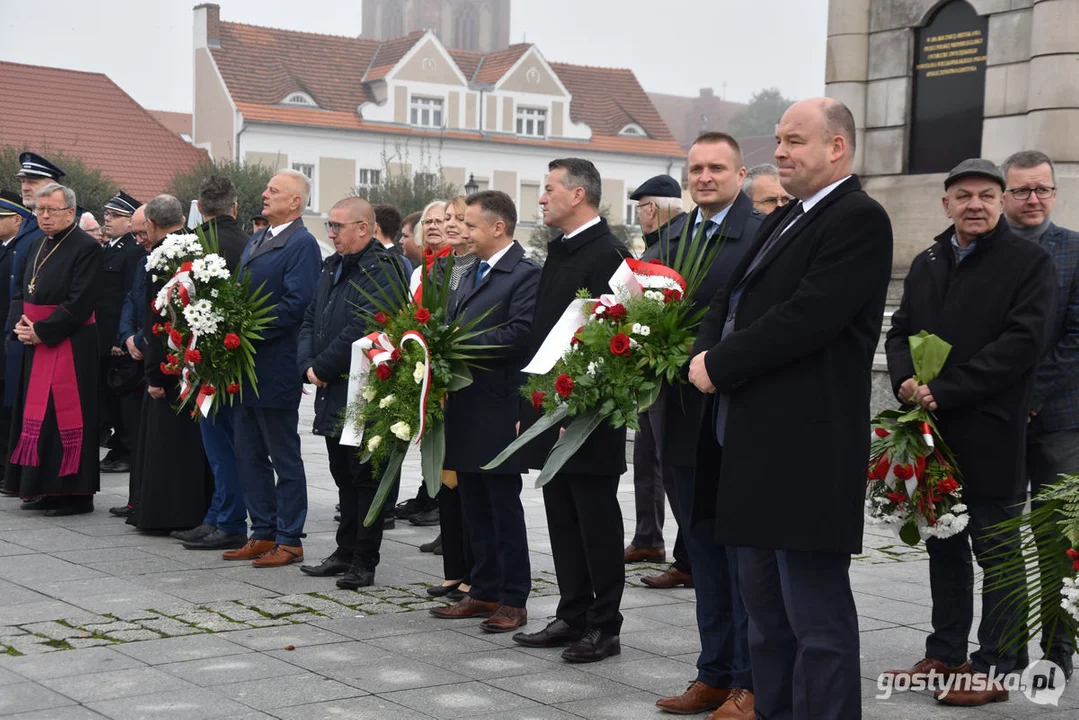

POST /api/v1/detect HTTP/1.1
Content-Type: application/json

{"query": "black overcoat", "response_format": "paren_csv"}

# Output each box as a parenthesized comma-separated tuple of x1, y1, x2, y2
(886, 219, 1055, 500)
(98, 232, 143, 354)
(445, 241, 540, 473)
(692, 176, 893, 554)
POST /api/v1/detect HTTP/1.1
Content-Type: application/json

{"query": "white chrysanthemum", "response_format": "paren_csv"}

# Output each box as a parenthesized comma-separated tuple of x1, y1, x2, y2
(639, 325, 651, 336)
(951, 503, 967, 514)
(587, 362, 597, 377)
(413, 362, 426, 384)
(191, 254, 230, 283)
(594, 305, 606, 315)
(367, 435, 382, 452)
(379, 394, 395, 408)
(631, 323, 641, 334)
(644, 290, 664, 302)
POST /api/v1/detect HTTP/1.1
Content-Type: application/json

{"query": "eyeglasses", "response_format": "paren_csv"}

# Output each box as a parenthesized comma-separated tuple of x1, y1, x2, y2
(133, 231, 149, 240)
(325, 220, 364, 234)
(34, 206, 71, 217)
(422, 218, 445, 226)
(102, 210, 129, 219)
(756, 195, 795, 208)
(1006, 186, 1056, 201)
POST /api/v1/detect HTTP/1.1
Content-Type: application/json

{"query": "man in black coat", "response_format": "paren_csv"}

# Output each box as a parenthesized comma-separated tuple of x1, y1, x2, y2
(688, 98, 893, 720)
(98, 190, 144, 474)
(173, 175, 257, 550)
(429, 191, 540, 632)
(654, 134, 762, 718)
(885, 159, 1055, 706)
(298, 197, 408, 588)
(511, 158, 630, 664)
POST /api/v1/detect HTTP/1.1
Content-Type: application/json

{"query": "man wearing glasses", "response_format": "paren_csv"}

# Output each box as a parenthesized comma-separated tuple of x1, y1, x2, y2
(743, 164, 794, 216)
(1002, 150, 1079, 678)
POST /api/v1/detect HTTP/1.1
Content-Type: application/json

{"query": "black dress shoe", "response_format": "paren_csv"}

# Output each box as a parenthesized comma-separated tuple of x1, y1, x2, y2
(426, 581, 462, 598)
(561, 628, 620, 663)
(44, 498, 94, 517)
(109, 504, 134, 518)
(20, 496, 56, 511)
(420, 534, 442, 553)
(446, 588, 466, 601)
(336, 566, 375, 589)
(100, 459, 131, 473)
(512, 618, 585, 648)
(1047, 650, 1074, 682)
(408, 507, 440, 526)
(383, 517, 396, 530)
(170, 523, 215, 541)
(333, 514, 341, 523)
(392, 497, 424, 519)
(182, 528, 248, 550)
(300, 553, 351, 577)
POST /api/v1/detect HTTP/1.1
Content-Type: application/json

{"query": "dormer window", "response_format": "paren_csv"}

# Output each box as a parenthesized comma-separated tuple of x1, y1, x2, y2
(619, 123, 648, 137)
(282, 92, 317, 108)
(516, 107, 547, 137)
(410, 96, 444, 128)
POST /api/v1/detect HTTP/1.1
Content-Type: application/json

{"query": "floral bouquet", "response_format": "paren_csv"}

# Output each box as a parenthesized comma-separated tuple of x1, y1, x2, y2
(146, 228, 275, 417)
(484, 223, 723, 487)
(866, 331, 967, 545)
(341, 260, 500, 526)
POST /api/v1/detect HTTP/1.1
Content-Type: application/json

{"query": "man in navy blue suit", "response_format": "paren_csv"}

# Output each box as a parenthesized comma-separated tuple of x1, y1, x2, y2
(222, 169, 321, 568)
(430, 190, 540, 632)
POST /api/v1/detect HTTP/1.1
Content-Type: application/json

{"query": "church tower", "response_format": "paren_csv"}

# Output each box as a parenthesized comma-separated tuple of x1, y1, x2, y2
(361, 0, 511, 52)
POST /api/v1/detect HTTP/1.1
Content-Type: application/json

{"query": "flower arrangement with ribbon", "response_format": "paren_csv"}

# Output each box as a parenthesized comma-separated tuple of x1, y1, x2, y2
(146, 227, 275, 417)
(865, 331, 968, 544)
(485, 218, 726, 487)
(341, 256, 501, 526)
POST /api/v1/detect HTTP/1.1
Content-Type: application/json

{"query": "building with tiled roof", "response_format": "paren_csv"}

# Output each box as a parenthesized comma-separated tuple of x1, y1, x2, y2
(192, 4, 685, 240)
(0, 61, 207, 202)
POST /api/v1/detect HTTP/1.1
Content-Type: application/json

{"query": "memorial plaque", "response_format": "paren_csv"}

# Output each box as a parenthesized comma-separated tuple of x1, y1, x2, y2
(908, 0, 989, 174)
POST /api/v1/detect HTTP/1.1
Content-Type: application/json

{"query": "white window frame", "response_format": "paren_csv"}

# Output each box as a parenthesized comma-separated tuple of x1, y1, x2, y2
(619, 123, 648, 137)
(291, 162, 315, 211)
(410, 96, 444, 128)
(282, 92, 317, 108)
(358, 168, 382, 187)
(516, 106, 547, 137)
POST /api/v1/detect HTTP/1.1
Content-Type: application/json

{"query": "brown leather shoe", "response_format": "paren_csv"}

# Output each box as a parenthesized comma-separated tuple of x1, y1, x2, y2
(625, 544, 666, 563)
(480, 605, 527, 633)
(935, 666, 1009, 706)
(641, 567, 694, 589)
(883, 657, 968, 684)
(656, 680, 730, 714)
(707, 688, 754, 719)
(221, 538, 274, 561)
(251, 544, 303, 567)
(429, 596, 500, 619)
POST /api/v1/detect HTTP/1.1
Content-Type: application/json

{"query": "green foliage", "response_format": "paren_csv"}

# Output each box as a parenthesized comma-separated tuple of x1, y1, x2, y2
(167, 159, 275, 234)
(352, 141, 460, 215)
(729, 87, 796, 138)
(0, 144, 118, 214)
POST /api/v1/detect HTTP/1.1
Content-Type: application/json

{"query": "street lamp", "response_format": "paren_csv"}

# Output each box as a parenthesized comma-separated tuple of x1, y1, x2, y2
(464, 173, 478, 195)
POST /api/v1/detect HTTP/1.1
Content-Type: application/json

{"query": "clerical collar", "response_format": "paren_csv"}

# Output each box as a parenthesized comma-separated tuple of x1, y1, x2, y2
(564, 216, 601, 240)
(268, 219, 295, 237)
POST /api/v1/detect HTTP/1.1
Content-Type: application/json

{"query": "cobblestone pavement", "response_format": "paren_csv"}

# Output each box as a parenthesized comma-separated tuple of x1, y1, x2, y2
(0, 398, 1075, 718)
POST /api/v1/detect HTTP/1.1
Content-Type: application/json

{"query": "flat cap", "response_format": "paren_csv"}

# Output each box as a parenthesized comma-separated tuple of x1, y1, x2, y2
(103, 190, 142, 215)
(944, 158, 1005, 191)
(629, 175, 681, 201)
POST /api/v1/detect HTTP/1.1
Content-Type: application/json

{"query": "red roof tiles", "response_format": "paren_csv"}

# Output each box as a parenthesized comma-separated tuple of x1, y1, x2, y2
(0, 61, 207, 202)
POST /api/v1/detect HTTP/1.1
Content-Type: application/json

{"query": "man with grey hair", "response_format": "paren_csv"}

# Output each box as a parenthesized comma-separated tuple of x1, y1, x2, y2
(126, 194, 212, 533)
(1001, 149, 1079, 677)
(6, 183, 102, 516)
(222, 170, 321, 568)
(79, 212, 104, 244)
(743, 164, 793, 216)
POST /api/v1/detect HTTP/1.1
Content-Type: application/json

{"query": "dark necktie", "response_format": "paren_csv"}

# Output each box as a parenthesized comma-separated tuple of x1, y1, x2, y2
(474, 261, 490, 289)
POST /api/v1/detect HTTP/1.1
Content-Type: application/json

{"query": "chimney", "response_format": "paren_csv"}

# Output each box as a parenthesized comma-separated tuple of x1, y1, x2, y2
(699, 88, 714, 99)
(194, 4, 221, 49)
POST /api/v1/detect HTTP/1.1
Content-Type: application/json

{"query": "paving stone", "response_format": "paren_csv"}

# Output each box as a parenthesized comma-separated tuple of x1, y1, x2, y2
(158, 653, 302, 687)
(0, 646, 146, 680)
(241, 598, 308, 617)
(219, 623, 353, 651)
(112, 633, 250, 665)
(555, 690, 668, 719)
(82, 621, 143, 634)
(215, 673, 364, 710)
(269, 696, 431, 720)
(20, 621, 81, 641)
(66, 638, 115, 650)
(85, 687, 254, 720)
(138, 617, 205, 637)
(107, 629, 165, 642)
(0, 681, 77, 715)
(382, 680, 540, 719)
(200, 602, 267, 623)
(38, 665, 195, 703)
(172, 611, 248, 632)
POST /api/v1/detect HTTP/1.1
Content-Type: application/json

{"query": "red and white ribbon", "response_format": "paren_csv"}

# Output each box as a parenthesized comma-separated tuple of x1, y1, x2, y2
(920, 421, 935, 449)
(154, 261, 196, 313)
(399, 329, 431, 442)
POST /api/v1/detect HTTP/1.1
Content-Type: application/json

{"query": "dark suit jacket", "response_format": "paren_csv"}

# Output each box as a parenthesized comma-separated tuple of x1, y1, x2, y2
(693, 176, 893, 554)
(239, 219, 322, 409)
(200, 216, 250, 272)
(886, 220, 1055, 500)
(444, 241, 540, 473)
(98, 232, 143, 354)
(519, 218, 631, 476)
(655, 193, 764, 469)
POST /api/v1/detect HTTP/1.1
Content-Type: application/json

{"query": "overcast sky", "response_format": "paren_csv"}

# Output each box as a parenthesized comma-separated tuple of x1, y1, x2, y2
(0, 0, 827, 113)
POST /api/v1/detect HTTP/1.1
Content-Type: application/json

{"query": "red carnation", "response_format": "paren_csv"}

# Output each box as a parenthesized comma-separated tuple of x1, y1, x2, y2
(606, 304, 627, 322)
(609, 333, 632, 357)
(532, 390, 546, 412)
(1067, 548, 1079, 560)
(414, 307, 432, 324)
(185, 349, 202, 365)
(571, 326, 584, 346)
(937, 477, 959, 495)
(167, 353, 179, 365)
(159, 362, 171, 376)
(164, 322, 173, 333)
(555, 374, 575, 399)
(662, 288, 682, 304)
(893, 463, 914, 481)
(223, 333, 241, 350)
(873, 427, 891, 438)
(375, 311, 389, 325)
(169, 329, 184, 347)
(390, 348, 402, 362)
(226, 383, 240, 394)
(375, 364, 393, 381)
(885, 493, 908, 504)
(1073, 559, 1079, 572)
(871, 454, 890, 480)
(151, 323, 164, 336)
